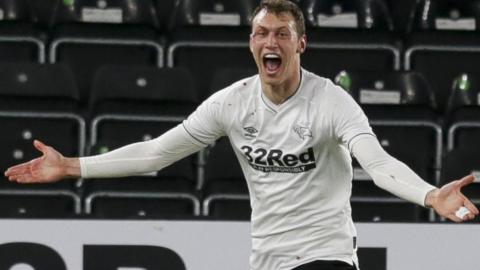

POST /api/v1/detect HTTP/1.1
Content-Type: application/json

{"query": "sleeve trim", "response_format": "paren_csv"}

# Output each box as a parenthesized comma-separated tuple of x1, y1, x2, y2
(347, 132, 376, 151)
(182, 123, 209, 146)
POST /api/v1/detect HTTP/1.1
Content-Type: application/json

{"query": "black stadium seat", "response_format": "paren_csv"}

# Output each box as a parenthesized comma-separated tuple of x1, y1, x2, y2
(48, 0, 164, 104)
(410, 0, 480, 32)
(446, 73, 480, 151)
(0, 0, 45, 63)
(167, 0, 258, 101)
(335, 70, 441, 184)
(301, 0, 393, 30)
(83, 66, 200, 219)
(175, 0, 258, 26)
(405, 0, 480, 111)
(209, 68, 256, 98)
(299, 0, 399, 80)
(0, 62, 84, 217)
(335, 70, 440, 222)
(202, 137, 250, 220)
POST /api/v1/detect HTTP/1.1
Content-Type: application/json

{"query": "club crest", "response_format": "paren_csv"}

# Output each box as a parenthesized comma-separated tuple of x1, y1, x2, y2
(293, 124, 312, 140)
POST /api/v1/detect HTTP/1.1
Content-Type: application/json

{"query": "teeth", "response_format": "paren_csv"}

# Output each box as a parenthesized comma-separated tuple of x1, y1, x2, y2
(264, 54, 280, 59)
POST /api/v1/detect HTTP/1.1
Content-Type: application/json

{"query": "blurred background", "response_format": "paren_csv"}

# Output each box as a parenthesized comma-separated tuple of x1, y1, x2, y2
(0, 0, 478, 225)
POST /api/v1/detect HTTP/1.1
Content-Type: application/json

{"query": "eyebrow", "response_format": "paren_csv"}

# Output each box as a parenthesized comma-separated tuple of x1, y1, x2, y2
(253, 25, 292, 32)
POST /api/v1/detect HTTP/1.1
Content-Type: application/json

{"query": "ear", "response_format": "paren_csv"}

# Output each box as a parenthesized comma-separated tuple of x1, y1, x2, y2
(297, 34, 307, 54)
(249, 34, 255, 54)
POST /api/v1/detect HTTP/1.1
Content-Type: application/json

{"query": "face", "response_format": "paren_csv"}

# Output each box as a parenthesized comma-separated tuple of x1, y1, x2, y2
(250, 9, 306, 86)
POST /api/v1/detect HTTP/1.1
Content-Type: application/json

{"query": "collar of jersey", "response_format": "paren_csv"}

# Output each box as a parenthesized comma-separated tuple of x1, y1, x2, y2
(260, 69, 304, 113)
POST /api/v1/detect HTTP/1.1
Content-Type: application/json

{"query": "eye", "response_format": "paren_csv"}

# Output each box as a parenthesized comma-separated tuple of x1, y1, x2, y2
(256, 30, 267, 37)
(278, 31, 290, 39)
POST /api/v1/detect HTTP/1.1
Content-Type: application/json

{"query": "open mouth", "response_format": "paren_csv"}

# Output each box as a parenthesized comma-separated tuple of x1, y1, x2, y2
(263, 53, 282, 74)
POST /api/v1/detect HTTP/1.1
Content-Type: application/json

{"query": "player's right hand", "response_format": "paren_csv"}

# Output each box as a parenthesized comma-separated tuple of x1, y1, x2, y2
(4, 140, 67, 183)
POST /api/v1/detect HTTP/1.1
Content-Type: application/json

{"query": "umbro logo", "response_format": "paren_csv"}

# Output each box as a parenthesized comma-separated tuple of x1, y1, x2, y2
(243, 126, 258, 138)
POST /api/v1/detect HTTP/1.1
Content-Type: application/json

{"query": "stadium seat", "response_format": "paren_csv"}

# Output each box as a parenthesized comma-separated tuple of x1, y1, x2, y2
(351, 198, 429, 222)
(83, 66, 200, 219)
(300, 0, 393, 30)
(0, 62, 84, 217)
(445, 73, 480, 151)
(351, 159, 432, 222)
(409, 0, 480, 32)
(48, 0, 164, 105)
(405, 0, 480, 111)
(299, 0, 400, 79)
(209, 68, 256, 98)
(335, 70, 441, 186)
(334, 70, 440, 222)
(202, 137, 250, 220)
(383, 0, 417, 35)
(174, 0, 258, 26)
(167, 0, 258, 101)
(0, 0, 45, 63)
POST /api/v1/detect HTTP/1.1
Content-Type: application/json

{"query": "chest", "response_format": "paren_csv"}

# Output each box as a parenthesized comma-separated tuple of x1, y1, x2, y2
(228, 98, 333, 156)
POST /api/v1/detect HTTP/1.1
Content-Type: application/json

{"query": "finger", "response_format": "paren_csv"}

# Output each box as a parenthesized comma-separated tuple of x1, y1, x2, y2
(8, 174, 31, 183)
(466, 213, 476, 220)
(4, 162, 32, 176)
(13, 174, 37, 184)
(5, 157, 42, 177)
(447, 214, 463, 223)
(456, 174, 476, 188)
(438, 180, 458, 194)
(462, 197, 479, 215)
(33, 140, 48, 154)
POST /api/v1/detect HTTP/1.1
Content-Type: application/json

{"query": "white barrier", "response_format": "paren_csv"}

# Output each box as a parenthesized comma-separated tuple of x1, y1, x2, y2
(0, 220, 478, 270)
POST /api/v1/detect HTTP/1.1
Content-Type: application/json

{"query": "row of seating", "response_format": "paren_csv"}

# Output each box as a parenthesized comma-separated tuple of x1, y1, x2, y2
(1, 134, 478, 222)
(2, 1, 480, 108)
(0, 63, 479, 222)
(2, 31, 480, 110)
(1, 0, 479, 32)
(1, 0, 479, 222)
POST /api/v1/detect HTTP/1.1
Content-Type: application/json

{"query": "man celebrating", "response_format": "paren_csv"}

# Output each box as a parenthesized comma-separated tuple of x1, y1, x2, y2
(5, 1, 478, 269)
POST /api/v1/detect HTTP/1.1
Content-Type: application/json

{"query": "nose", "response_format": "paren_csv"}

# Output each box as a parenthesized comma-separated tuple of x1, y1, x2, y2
(265, 32, 278, 47)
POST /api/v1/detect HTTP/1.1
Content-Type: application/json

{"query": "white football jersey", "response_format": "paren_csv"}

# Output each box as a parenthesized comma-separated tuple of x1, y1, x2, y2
(183, 69, 374, 270)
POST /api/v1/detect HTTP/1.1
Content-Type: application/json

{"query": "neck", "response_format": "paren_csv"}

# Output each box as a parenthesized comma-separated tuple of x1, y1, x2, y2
(262, 68, 302, 105)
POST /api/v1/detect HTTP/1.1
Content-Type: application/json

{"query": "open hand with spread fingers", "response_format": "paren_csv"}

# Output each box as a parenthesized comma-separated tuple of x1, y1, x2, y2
(426, 174, 479, 222)
(4, 140, 80, 184)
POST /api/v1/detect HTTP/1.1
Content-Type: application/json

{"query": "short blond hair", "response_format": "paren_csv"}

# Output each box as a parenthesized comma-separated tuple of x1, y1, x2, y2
(251, 0, 306, 37)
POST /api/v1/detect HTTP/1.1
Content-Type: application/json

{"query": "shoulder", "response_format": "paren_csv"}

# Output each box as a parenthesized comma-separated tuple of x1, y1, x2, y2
(205, 74, 259, 104)
(301, 69, 350, 104)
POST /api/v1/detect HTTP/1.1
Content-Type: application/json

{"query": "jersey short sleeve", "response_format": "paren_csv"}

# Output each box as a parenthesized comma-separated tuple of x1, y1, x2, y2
(329, 82, 374, 151)
(182, 89, 231, 146)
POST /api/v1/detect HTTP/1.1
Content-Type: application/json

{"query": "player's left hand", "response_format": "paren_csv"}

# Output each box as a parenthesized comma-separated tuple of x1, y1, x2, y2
(426, 174, 479, 222)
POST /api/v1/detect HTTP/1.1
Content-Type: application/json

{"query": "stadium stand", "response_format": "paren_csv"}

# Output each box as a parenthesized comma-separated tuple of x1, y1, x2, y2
(0, 0, 45, 63)
(202, 137, 250, 220)
(47, 0, 164, 105)
(167, 0, 258, 101)
(0, 62, 83, 217)
(446, 72, 480, 151)
(83, 66, 200, 218)
(0, 0, 477, 224)
(209, 68, 256, 94)
(335, 70, 439, 222)
(405, 0, 480, 111)
(299, 0, 400, 80)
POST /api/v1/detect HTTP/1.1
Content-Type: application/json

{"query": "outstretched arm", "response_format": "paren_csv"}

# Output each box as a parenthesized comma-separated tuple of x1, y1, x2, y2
(352, 135, 479, 222)
(5, 124, 204, 183)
